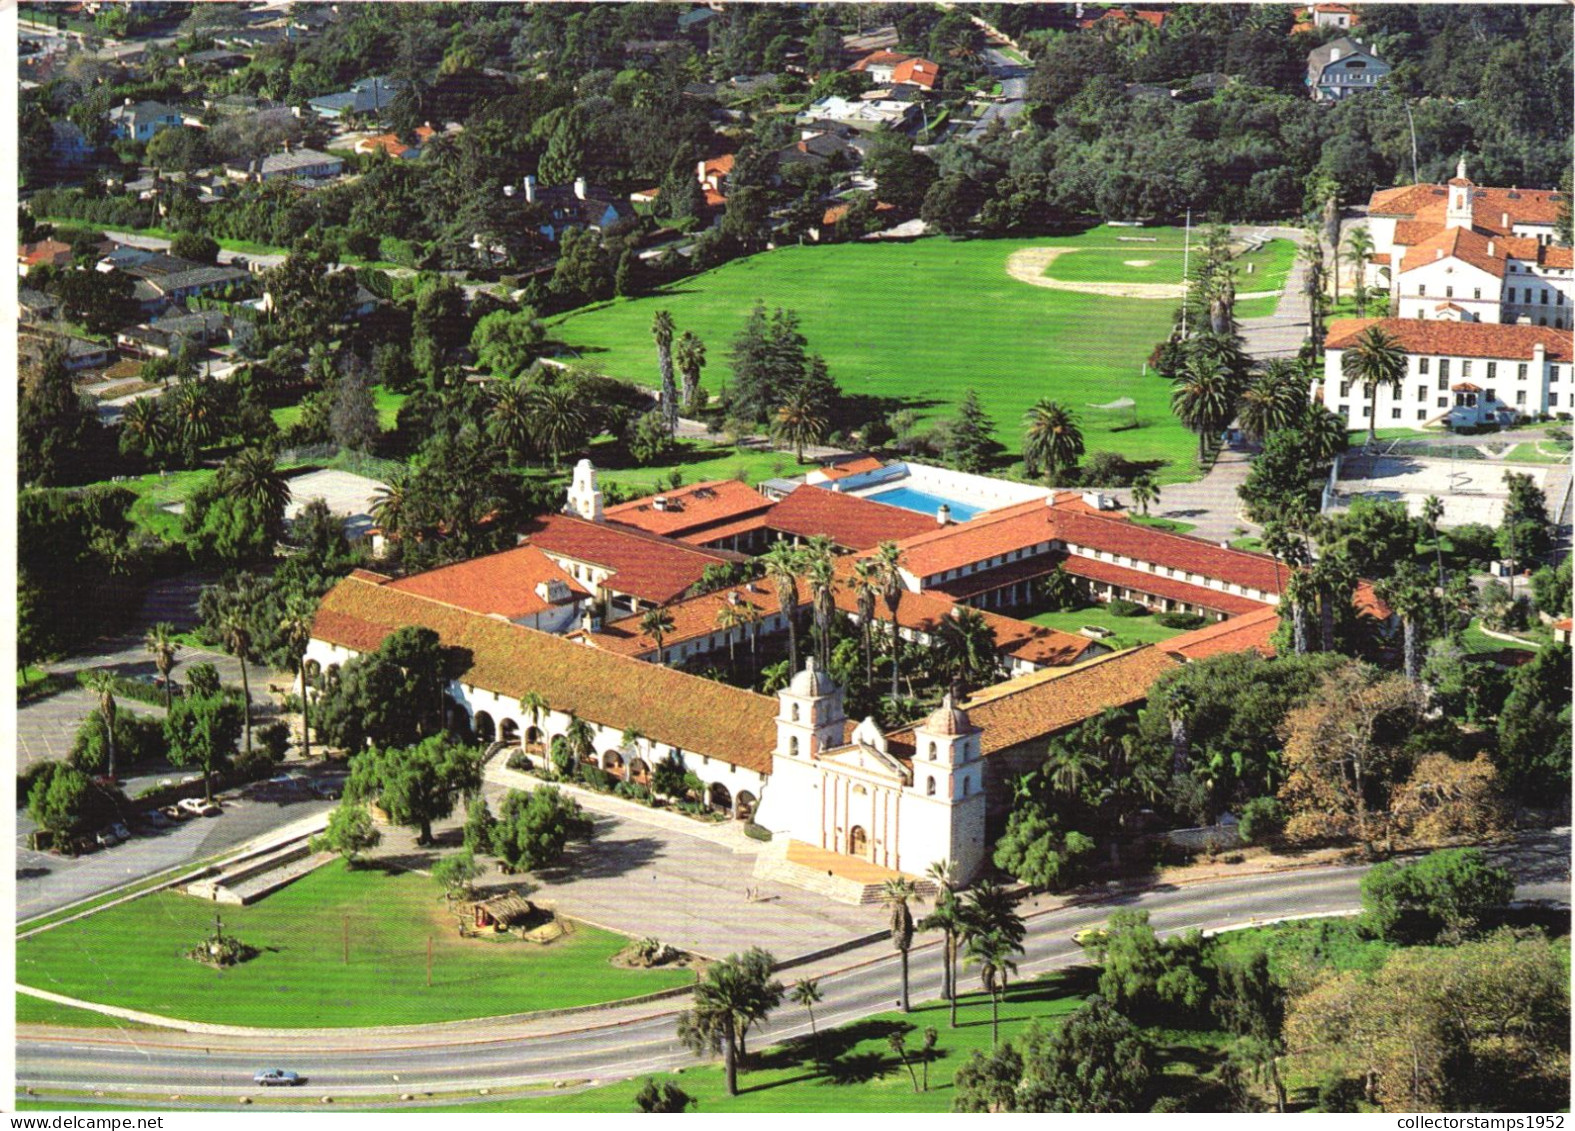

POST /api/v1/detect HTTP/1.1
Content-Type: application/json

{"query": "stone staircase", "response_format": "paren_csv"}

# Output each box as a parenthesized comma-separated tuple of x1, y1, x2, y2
(751, 838, 937, 906)
(185, 839, 334, 905)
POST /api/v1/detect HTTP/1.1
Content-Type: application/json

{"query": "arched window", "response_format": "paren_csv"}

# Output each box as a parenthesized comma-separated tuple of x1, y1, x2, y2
(789, 735, 800, 756)
(926, 776, 936, 796)
(961, 775, 971, 797)
(791, 702, 800, 721)
(928, 741, 938, 761)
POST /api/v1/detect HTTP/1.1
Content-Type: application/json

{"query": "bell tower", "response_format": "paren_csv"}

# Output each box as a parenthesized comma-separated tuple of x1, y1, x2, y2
(1446, 157, 1474, 230)
(774, 657, 845, 759)
(567, 458, 604, 521)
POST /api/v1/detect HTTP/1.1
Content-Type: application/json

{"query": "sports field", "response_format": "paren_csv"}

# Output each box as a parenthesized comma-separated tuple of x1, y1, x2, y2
(552, 233, 1199, 479)
(16, 860, 691, 1027)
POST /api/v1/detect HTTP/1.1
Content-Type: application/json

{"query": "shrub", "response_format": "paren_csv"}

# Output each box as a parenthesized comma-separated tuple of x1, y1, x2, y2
(744, 822, 773, 842)
(232, 744, 281, 782)
(257, 720, 291, 761)
(614, 780, 653, 804)
(1155, 611, 1207, 630)
(1237, 796, 1285, 845)
(578, 763, 612, 792)
(1106, 598, 1147, 618)
(506, 751, 534, 772)
(68, 710, 165, 773)
(1359, 847, 1514, 943)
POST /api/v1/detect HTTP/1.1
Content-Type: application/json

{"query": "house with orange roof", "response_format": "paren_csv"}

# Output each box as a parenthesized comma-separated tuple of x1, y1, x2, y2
(385, 544, 590, 633)
(18, 238, 73, 276)
(848, 50, 940, 89)
(353, 124, 436, 159)
(602, 478, 775, 543)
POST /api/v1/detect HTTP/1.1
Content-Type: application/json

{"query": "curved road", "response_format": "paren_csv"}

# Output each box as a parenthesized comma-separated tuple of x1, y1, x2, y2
(19, 855, 1568, 1103)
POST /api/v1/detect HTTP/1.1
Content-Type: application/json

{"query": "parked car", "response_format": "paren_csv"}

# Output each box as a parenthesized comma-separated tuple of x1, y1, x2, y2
(1072, 927, 1109, 950)
(311, 779, 343, 800)
(252, 1069, 301, 1087)
(178, 798, 222, 818)
(162, 803, 189, 821)
(110, 822, 131, 841)
(145, 809, 172, 829)
(93, 828, 123, 848)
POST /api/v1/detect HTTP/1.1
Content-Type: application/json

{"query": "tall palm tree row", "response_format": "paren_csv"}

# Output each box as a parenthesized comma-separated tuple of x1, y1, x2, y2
(919, 860, 966, 1028)
(83, 670, 119, 780)
(1340, 323, 1407, 445)
(652, 309, 678, 435)
(883, 877, 917, 1013)
(674, 330, 707, 417)
(850, 556, 883, 687)
(143, 621, 180, 710)
(277, 596, 316, 762)
(804, 536, 838, 669)
(761, 541, 806, 675)
(1343, 226, 1375, 316)
(874, 541, 907, 701)
(1021, 399, 1085, 483)
(959, 879, 1027, 1047)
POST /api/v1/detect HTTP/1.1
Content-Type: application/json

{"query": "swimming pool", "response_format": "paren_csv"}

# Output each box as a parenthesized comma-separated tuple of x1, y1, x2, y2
(865, 486, 982, 522)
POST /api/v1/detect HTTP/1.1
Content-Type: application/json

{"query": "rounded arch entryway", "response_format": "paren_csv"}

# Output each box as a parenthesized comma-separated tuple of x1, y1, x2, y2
(848, 825, 868, 857)
(474, 710, 496, 743)
(500, 719, 519, 744)
(709, 782, 732, 812)
(735, 790, 757, 821)
(628, 758, 651, 785)
(602, 749, 625, 778)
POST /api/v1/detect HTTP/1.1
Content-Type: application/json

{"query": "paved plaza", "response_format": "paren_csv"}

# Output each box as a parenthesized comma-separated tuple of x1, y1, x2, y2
(1332, 453, 1556, 527)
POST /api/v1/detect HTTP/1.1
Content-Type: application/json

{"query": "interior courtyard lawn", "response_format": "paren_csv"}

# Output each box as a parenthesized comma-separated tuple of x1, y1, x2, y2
(1025, 605, 1193, 649)
(271, 383, 407, 433)
(15, 860, 692, 1028)
(551, 235, 1198, 480)
(587, 437, 816, 492)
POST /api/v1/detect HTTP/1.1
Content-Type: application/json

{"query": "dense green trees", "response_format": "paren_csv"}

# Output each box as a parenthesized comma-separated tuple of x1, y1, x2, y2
(1359, 848, 1515, 944)
(164, 688, 244, 803)
(315, 626, 455, 752)
(345, 735, 482, 845)
(311, 802, 382, 865)
(488, 785, 593, 871)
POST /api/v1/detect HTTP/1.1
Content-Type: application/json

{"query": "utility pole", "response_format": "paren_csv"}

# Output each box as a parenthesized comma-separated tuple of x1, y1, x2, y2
(1180, 208, 1192, 337)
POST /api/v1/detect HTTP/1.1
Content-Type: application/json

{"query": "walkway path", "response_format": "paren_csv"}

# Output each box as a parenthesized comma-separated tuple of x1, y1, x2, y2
(1237, 224, 1311, 361)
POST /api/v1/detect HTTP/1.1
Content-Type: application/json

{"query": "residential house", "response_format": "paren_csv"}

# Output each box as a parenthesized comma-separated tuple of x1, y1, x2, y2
(50, 120, 93, 166)
(1294, 3, 1359, 32)
(106, 98, 182, 141)
(1321, 318, 1573, 429)
(512, 176, 634, 243)
(226, 144, 344, 183)
(115, 310, 230, 358)
(307, 76, 403, 121)
(1076, 7, 1168, 31)
(18, 238, 74, 276)
(796, 94, 918, 131)
(19, 288, 61, 324)
(353, 125, 436, 160)
(122, 255, 252, 307)
(25, 331, 116, 372)
(848, 50, 941, 90)
(1305, 36, 1390, 101)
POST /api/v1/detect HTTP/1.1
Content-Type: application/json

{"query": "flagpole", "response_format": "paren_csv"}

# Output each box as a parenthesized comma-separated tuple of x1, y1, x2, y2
(1181, 208, 1192, 337)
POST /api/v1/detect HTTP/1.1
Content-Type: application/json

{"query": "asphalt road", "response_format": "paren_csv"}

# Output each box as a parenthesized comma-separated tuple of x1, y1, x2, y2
(18, 851, 1569, 1102)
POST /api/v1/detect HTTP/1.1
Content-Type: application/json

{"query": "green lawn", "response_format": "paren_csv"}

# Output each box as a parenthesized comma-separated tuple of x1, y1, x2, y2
(1502, 441, 1570, 464)
(551, 236, 1195, 479)
(1458, 618, 1545, 657)
(272, 384, 407, 433)
(1042, 244, 1186, 284)
(590, 438, 815, 493)
(16, 860, 692, 1027)
(1024, 605, 1191, 649)
(16, 995, 154, 1030)
(1130, 515, 1196, 535)
(115, 468, 216, 541)
(1234, 238, 1297, 292)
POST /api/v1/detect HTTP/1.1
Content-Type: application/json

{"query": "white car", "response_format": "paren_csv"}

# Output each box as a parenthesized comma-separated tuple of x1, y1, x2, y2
(252, 1069, 301, 1087)
(178, 798, 222, 818)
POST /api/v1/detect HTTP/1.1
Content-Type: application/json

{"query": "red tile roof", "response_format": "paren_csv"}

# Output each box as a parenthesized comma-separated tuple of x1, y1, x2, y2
(312, 574, 778, 772)
(891, 57, 939, 87)
(765, 486, 937, 550)
(1078, 8, 1166, 29)
(522, 513, 745, 605)
(1325, 318, 1574, 364)
(815, 456, 888, 481)
(1059, 554, 1274, 616)
(19, 238, 72, 267)
(603, 479, 775, 539)
(1371, 182, 1564, 232)
(850, 50, 910, 71)
(1160, 605, 1280, 660)
(701, 154, 735, 177)
(1398, 225, 1506, 278)
(387, 545, 589, 620)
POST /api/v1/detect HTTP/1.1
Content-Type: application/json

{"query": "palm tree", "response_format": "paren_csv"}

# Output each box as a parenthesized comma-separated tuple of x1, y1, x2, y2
(790, 977, 823, 1063)
(804, 536, 837, 669)
(761, 541, 805, 675)
(120, 396, 168, 467)
(1171, 354, 1242, 460)
(143, 622, 179, 709)
(1128, 473, 1160, 517)
(83, 670, 119, 780)
(1302, 402, 1350, 464)
(218, 604, 255, 757)
(1343, 226, 1375, 316)
(676, 949, 783, 1096)
(487, 379, 535, 462)
(639, 606, 676, 666)
(960, 879, 1026, 1047)
(170, 378, 217, 454)
(1341, 324, 1407, 446)
(1238, 360, 1305, 442)
(933, 607, 998, 697)
(772, 385, 828, 462)
(716, 601, 746, 669)
(1046, 739, 1101, 798)
(1421, 494, 1447, 587)
(1376, 561, 1438, 683)
(370, 473, 409, 539)
(850, 556, 883, 687)
(277, 596, 316, 762)
(519, 690, 549, 749)
(919, 860, 965, 1027)
(1311, 549, 1356, 653)
(528, 383, 591, 468)
(1022, 399, 1084, 482)
(874, 541, 906, 701)
(675, 330, 706, 416)
(883, 877, 917, 1013)
(1301, 229, 1329, 350)
(564, 713, 596, 774)
(220, 447, 291, 534)
(652, 309, 678, 434)
(1282, 568, 1319, 656)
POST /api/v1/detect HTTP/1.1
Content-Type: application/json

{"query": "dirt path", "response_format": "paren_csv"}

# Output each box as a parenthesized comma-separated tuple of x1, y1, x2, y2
(1004, 245, 1281, 301)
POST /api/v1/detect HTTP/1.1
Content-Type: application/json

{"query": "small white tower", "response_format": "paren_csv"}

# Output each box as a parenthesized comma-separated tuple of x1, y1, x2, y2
(910, 692, 988, 882)
(774, 656, 846, 759)
(567, 458, 604, 522)
(1446, 157, 1474, 230)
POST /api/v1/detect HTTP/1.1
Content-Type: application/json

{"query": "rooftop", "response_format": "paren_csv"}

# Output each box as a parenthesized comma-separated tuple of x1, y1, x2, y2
(522, 512, 745, 605)
(387, 544, 591, 621)
(1325, 318, 1574, 364)
(312, 574, 778, 773)
(603, 479, 775, 540)
(764, 485, 937, 551)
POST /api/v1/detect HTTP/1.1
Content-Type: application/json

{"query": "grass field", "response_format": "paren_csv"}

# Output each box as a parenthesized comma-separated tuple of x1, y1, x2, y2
(1458, 618, 1546, 657)
(16, 996, 154, 1029)
(115, 469, 215, 541)
(16, 860, 691, 1027)
(271, 385, 408, 433)
(1041, 244, 1185, 283)
(551, 235, 1197, 479)
(1024, 605, 1190, 648)
(589, 438, 815, 493)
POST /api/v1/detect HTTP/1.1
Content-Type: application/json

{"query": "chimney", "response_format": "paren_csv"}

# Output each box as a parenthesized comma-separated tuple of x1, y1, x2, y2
(696, 158, 707, 185)
(1487, 239, 1495, 258)
(936, 503, 951, 525)
(1502, 212, 1510, 229)
(503, 184, 516, 198)
(523, 174, 536, 204)
(1436, 248, 1444, 260)
(124, 97, 133, 106)
(581, 608, 603, 634)
(653, 495, 668, 512)
(573, 176, 587, 201)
